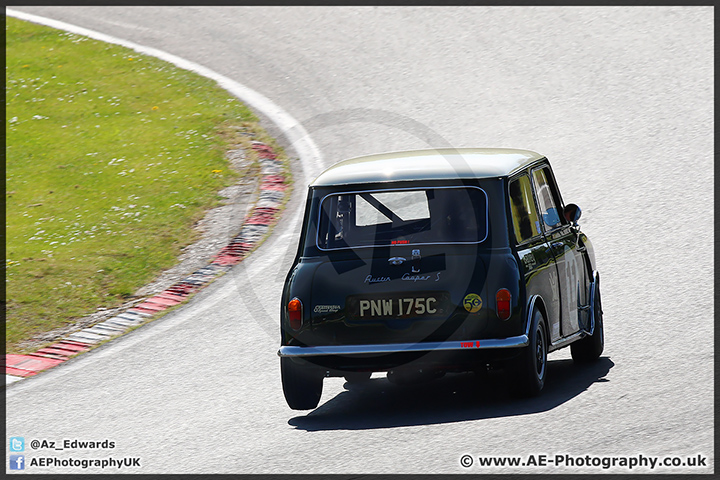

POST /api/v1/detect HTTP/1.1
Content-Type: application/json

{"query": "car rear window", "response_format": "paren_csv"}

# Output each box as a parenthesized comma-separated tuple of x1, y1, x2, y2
(316, 186, 488, 250)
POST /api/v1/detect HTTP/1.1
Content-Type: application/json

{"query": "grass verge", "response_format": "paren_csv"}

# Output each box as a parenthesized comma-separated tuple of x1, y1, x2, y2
(5, 17, 289, 352)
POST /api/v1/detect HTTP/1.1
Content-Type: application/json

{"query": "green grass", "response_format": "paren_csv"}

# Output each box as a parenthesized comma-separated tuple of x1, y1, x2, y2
(5, 18, 283, 352)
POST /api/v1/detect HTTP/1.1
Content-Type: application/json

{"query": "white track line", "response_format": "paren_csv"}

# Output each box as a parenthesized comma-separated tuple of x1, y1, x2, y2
(5, 8, 324, 387)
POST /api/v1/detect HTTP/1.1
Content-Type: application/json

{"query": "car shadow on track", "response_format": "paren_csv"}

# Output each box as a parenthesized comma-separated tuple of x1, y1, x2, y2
(288, 357, 614, 431)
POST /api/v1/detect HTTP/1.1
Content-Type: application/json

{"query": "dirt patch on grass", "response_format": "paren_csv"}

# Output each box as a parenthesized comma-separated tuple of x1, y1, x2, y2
(134, 146, 259, 297)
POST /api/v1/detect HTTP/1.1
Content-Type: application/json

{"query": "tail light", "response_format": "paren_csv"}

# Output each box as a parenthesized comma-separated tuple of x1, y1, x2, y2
(288, 298, 303, 330)
(496, 289, 511, 320)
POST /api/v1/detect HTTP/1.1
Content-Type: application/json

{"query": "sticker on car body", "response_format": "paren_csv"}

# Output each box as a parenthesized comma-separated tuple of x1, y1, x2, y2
(314, 305, 341, 314)
(463, 293, 483, 313)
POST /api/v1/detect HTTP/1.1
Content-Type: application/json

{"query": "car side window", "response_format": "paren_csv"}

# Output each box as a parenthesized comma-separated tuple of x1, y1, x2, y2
(509, 175, 541, 244)
(531, 167, 564, 231)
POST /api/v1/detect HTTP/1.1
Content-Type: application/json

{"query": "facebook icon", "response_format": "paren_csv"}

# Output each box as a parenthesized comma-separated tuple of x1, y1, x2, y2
(10, 455, 25, 470)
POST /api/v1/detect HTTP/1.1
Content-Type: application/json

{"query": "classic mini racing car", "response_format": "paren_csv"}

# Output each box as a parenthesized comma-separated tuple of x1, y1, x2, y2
(279, 148, 603, 410)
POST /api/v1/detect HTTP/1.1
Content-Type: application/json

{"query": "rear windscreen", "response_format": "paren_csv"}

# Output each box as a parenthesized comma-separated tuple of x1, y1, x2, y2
(316, 186, 488, 250)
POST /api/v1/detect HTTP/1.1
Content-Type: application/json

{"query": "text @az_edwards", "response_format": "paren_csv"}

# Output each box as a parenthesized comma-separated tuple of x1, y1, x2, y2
(29, 438, 115, 450)
(459, 453, 709, 471)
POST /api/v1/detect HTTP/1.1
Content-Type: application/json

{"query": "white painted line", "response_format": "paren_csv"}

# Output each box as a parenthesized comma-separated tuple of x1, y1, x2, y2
(7, 278, 241, 395)
(5, 8, 325, 184)
(6, 375, 25, 385)
(5, 9, 323, 388)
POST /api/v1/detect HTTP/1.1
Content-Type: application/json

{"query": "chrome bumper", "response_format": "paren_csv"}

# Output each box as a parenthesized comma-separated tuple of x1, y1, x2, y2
(277, 335, 529, 357)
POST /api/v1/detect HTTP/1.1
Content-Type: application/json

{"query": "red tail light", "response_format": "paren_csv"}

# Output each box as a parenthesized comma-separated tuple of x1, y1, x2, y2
(496, 289, 511, 320)
(288, 298, 302, 330)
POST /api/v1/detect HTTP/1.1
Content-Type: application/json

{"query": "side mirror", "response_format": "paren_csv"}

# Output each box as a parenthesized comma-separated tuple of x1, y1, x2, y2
(564, 203, 582, 226)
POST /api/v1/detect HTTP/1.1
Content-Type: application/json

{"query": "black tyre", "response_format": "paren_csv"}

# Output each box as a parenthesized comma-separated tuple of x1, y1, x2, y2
(281, 357, 323, 410)
(512, 308, 548, 397)
(571, 278, 604, 363)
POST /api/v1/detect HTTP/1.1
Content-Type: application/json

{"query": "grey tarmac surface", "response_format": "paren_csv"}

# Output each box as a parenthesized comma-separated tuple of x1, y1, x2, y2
(6, 6, 714, 474)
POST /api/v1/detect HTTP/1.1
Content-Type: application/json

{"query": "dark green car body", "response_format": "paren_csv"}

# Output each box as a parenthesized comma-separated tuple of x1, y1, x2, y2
(279, 148, 602, 409)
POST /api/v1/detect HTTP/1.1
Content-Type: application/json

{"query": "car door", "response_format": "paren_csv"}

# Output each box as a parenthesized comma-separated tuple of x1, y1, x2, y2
(508, 173, 562, 344)
(530, 165, 584, 337)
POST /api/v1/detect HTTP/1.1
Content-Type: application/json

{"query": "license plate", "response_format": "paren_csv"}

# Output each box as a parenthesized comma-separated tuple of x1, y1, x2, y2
(347, 291, 450, 320)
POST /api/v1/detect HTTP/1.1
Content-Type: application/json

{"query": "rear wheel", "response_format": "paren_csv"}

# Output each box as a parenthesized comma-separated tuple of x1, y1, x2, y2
(512, 308, 548, 397)
(281, 357, 323, 410)
(571, 278, 604, 363)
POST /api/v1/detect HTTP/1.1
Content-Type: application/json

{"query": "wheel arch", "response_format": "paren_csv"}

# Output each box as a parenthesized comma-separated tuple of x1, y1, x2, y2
(588, 269, 600, 335)
(524, 294, 549, 338)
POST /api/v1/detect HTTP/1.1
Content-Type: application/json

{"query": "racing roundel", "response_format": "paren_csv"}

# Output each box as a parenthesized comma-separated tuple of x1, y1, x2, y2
(463, 293, 482, 313)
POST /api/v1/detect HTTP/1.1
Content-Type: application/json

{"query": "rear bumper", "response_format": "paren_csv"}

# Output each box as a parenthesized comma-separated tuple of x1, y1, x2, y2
(278, 334, 529, 358)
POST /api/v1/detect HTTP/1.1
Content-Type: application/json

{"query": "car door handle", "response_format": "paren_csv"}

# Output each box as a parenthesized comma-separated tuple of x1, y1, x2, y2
(551, 242, 564, 249)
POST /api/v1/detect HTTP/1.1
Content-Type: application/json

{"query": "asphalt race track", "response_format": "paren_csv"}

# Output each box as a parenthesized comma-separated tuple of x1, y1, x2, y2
(6, 6, 713, 474)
